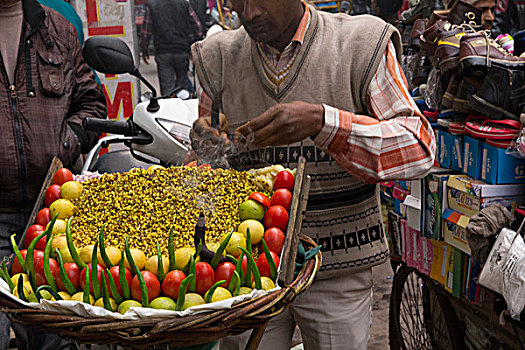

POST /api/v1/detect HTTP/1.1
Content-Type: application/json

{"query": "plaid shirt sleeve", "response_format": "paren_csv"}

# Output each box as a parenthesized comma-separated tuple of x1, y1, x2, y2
(140, 5, 153, 53)
(313, 41, 435, 183)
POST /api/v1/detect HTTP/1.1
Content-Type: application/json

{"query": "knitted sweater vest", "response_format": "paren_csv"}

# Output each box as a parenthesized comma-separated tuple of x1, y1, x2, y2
(192, 6, 402, 279)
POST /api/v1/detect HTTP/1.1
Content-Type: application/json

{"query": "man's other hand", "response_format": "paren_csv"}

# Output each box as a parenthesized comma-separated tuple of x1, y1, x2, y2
(235, 101, 324, 147)
(190, 113, 230, 157)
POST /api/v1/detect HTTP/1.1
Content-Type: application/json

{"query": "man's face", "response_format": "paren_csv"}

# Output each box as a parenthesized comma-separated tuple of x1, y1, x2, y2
(230, 0, 298, 44)
(473, 0, 496, 29)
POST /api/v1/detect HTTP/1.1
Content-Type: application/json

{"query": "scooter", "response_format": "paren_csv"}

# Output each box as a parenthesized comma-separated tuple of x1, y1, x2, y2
(81, 36, 199, 174)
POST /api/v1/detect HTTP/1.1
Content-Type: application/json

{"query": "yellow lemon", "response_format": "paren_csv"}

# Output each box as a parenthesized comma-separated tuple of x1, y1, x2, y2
(39, 290, 56, 301)
(239, 287, 253, 295)
(60, 181, 83, 201)
(58, 291, 71, 300)
(51, 236, 68, 252)
(174, 247, 195, 271)
(150, 296, 176, 311)
(13, 281, 33, 300)
(47, 219, 67, 235)
(145, 255, 169, 277)
(256, 277, 275, 291)
(205, 287, 232, 303)
(59, 247, 74, 264)
(11, 273, 29, 287)
(97, 246, 121, 267)
(49, 199, 75, 220)
(78, 245, 95, 264)
(183, 293, 205, 310)
(223, 232, 246, 258)
(71, 292, 94, 305)
(237, 220, 265, 245)
(124, 248, 147, 271)
(94, 297, 118, 311)
(206, 242, 225, 256)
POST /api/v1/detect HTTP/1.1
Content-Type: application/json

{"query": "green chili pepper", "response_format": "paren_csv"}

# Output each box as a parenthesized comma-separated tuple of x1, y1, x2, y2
(261, 238, 278, 282)
(98, 224, 113, 269)
(26, 230, 47, 292)
(99, 271, 112, 310)
(228, 271, 240, 297)
(156, 242, 165, 283)
(1, 259, 14, 292)
(211, 230, 233, 269)
(226, 254, 237, 264)
(36, 285, 63, 301)
(194, 240, 202, 260)
(55, 249, 77, 295)
(238, 247, 261, 290)
(118, 251, 130, 300)
(10, 234, 25, 272)
(66, 218, 86, 270)
(105, 268, 123, 304)
(91, 241, 101, 300)
(234, 252, 245, 286)
(43, 233, 57, 291)
(189, 255, 196, 293)
(244, 228, 252, 286)
(83, 265, 91, 304)
(168, 227, 176, 271)
(17, 275, 28, 303)
(205, 280, 227, 303)
(45, 214, 58, 240)
(125, 237, 148, 307)
(175, 274, 194, 311)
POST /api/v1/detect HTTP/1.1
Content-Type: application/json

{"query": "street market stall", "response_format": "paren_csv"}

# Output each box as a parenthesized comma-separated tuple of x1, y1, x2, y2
(0, 156, 321, 349)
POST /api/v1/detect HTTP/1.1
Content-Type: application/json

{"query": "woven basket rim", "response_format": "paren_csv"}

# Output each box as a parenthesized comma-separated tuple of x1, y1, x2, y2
(0, 235, 321, 348)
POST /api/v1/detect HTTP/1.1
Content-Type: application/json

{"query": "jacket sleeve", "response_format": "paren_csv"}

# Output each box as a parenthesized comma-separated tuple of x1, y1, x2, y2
(66, 25, 107, 154)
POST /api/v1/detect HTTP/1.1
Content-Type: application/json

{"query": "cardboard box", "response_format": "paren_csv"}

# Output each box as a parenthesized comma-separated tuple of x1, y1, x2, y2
(442, 208, 471, 255)
(403, 220, 422, 270)
(452, 247, 466, 298)
(445, 243, 455, 293)
(451, 134, 464, 171)
(401, 195, 421, 231)
(421, 171, 452, 240)
(447, 175, 525, 217)
(463, 136, 484, 179)
(481, 143, 525, 184)
(467, 258, 481, 302)
(438, 130, 452, 169)
(419, 237, 434, 276)
(430, 240, 448, 287)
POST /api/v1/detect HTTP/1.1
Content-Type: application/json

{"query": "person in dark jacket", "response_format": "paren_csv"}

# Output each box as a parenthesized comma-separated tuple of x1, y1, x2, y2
(140, 0, 203, 96)
(494, 0, 525, 36)
(190, 0, 209, 32)
(0, 0, 106, 347)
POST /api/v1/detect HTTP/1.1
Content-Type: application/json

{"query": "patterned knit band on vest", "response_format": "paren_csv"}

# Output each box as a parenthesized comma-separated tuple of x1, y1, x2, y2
(192, 6, 402, 279)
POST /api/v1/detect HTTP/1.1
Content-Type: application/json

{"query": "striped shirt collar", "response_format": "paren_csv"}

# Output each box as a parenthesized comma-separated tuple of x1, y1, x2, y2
(257, 3, 311, 55)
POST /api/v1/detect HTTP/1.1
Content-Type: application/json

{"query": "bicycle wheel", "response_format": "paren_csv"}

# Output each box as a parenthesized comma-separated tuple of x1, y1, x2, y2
(389, 265, 464, 350)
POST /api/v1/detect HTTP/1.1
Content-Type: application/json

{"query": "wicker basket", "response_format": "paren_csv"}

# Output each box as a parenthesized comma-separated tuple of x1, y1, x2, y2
(0, 235, 321, 349)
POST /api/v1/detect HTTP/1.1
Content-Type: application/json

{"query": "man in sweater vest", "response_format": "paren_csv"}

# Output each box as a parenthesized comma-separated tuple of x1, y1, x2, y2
(191, 1, 436, 349)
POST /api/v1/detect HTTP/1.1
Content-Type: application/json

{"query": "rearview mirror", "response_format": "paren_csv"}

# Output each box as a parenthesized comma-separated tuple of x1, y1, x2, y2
(82, 36, 136, 75)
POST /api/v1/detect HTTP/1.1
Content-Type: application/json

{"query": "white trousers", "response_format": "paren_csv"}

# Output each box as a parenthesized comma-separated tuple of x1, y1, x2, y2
(216, 268, 373, 350)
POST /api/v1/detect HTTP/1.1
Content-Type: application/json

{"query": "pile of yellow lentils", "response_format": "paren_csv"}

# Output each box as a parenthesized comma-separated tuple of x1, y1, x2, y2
(70, 167, 267, 257)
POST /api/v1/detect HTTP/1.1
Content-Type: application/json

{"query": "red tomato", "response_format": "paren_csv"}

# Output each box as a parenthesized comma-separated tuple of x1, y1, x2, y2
(12, 250, 44, 275)
(109, 266, 133, 298)
(131, 270, 161, 302)
(273, 171, 295, 192)
(24, 225, 46, 249)
(263, 228, 286, 255)
(36, 208, 50, 227)
(270, 189, 293, 212)
(52, 168, 74, 186)
(162, 270, 187, 299)
(264, 205, 289, 232)
(248, 192, 271, 210)
(256, 251, 280, 279)
(56, 263, 80, 291)
(195, 262, 215, 296)
(34, 256, 60, 287)
(214, 262, 236, 288)
(44, 184, 61, 207)
(80, 264, 109, 295)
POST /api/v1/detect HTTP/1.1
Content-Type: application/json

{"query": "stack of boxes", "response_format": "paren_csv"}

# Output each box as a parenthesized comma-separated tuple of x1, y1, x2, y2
(382, 165, 525, 304)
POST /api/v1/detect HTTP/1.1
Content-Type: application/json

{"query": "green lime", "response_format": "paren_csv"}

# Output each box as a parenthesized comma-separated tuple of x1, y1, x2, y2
(239, 200, 265, 221)
(118, 300, 142, 315)
(150, 296, 177, 311)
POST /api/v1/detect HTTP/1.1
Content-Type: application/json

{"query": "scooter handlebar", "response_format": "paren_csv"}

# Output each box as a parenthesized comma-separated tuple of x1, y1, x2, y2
(83, 118, 137, 136)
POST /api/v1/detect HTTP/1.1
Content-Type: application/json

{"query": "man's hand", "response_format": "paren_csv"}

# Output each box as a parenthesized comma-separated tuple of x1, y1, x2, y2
(142, 51, 150, 65)
(190, 113, 230, 158)
(235, 101, 324, 147)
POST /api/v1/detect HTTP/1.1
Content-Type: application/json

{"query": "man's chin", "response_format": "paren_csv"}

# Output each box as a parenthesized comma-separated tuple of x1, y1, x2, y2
(244, 27, 271, 43)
